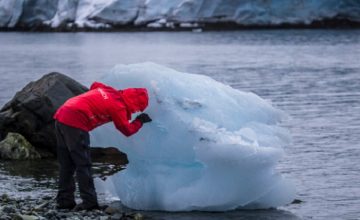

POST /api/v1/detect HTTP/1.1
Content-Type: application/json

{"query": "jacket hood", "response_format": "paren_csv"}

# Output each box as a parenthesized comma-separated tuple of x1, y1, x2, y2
(121, 88, 149, 113)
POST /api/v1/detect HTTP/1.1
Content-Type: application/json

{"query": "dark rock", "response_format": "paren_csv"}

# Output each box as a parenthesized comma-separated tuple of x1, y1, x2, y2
(0, 132, 41, 160)
(12, 214, 39, 220)
(110, 213, 123, 220)
(0, 214, 11, 220)
(41, 195, 53, 200)
(133, 213, 144, 220)
(57, 212, 73, 218)
(44, 210, 56, 218)
(91, 147, 128, 164)
(0, 72, 88, 154)
(291, 199, 303, 204)
(1, 193, 10, 202)
(34, 200, 51, 211)
(91, 147, 128, 180)
(104, 206, 117, 215)
(2, 205, 16, 213)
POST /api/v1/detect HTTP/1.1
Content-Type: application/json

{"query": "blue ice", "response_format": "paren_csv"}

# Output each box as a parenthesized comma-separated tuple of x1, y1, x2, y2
(91, 62, 295, 211)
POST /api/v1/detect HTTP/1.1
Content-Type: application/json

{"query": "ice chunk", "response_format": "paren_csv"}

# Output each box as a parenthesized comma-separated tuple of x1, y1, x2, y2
(91, 62, 295, 211)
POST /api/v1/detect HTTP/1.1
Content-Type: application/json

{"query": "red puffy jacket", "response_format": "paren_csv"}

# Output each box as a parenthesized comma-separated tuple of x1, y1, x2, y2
(54, 82, 149, 136)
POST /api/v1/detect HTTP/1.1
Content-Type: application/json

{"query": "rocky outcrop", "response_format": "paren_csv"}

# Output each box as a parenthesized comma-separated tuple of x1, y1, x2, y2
(0, 0, 359, 30)
(0, 132, 41, 160)
(90, 147, 129, 180)
(0, 72, 88, 154)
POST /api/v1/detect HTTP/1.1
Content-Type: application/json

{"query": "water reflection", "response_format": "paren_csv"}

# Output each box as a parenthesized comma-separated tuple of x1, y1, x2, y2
(0, 159, 58, 180)
(0, 147, 127, 199)
(111, 201, 301, 220)
(144, 210, 301, 220)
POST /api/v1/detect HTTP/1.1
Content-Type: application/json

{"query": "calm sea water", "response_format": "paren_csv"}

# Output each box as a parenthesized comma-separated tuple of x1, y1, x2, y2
(0, 30, 359, 220)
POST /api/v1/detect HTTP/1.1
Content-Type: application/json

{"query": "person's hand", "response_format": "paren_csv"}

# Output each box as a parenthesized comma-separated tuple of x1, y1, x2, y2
(136, 113, 152, 123)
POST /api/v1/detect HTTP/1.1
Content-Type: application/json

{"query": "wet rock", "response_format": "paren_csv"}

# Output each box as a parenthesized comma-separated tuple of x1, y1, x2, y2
(90, 147, 128, 164)
(0, 194, 139, 220)
(2, 205, 16, 213)
(13, 214, 39, 220)
(34, 200, 51, 211)
(41, 195, 53, 200)
(57, 211, 73, 218)
(291, 199, 303, 204)
(44, 210, 57, 218)
(91, 147, 128, 180)
(0, 72, 88, 154)
(104, 206, 117, 215)
(133, 213, 144, 220)
(1, 193, 10, 202)
(0, 214, 12, 220)
(110, 213, 123, 220)
(0, 132, 41, 160)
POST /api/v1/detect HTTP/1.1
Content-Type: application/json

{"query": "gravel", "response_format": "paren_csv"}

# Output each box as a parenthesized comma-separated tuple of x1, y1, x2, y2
(0, 194, 143, 220)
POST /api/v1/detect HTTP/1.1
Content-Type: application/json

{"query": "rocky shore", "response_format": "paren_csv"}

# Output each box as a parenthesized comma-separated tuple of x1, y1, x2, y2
(0, 73, 138, 219)
(0, 194, 144, 220)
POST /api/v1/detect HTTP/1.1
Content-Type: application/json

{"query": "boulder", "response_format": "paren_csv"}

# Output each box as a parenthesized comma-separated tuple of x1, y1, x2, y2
(0, 132, 41, 160)
(0, 72, 88, 154)
(90, 147, 129, 180)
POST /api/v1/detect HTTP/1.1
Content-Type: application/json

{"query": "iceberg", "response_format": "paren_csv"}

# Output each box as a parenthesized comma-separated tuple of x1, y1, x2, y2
(0, 0, 359, 29)
(91, 63, 295, 211)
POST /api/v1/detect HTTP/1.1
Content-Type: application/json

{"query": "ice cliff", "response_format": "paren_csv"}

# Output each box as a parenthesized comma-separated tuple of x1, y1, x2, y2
(91, 63, 295, 211)
(0, 0, 359, 29)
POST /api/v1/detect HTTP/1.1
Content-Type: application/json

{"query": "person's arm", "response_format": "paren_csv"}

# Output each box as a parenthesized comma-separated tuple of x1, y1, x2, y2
(90, 81, 107, 90)
(111, 108, 143, 137)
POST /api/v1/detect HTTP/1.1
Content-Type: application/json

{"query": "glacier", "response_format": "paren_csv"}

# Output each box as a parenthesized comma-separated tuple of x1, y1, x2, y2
(90, 62, 295, 211)
(0, 0, 359, 29)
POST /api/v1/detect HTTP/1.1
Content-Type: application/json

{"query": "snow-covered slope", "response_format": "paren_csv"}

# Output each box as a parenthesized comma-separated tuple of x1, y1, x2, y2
(0, 0, 358, 29)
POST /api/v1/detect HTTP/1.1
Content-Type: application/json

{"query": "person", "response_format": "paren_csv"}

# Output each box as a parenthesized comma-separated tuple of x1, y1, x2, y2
(53, 81, 152, 211)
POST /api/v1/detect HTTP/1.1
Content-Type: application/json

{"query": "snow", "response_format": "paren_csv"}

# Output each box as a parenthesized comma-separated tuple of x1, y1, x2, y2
(0, 0, 359, 28)
(91, 62, 295, 211)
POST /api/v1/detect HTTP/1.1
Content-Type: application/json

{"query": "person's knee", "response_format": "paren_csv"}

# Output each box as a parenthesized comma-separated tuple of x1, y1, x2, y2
(70, 150, 91, 167)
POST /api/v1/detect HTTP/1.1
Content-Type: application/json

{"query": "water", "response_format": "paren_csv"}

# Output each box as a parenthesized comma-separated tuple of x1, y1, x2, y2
(0, 30, 359, 219)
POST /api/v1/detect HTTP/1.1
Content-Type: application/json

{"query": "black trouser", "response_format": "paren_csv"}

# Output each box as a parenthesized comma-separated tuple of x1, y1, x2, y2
(55, 121, 98, 207)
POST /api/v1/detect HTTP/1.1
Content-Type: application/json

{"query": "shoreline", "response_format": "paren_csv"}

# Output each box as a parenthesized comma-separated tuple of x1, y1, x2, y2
(0, 193, 302, 220)
(0, 193, 143, 220)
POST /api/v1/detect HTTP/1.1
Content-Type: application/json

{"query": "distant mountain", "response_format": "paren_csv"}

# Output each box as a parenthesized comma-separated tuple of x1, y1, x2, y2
(1, 0, 359, 30)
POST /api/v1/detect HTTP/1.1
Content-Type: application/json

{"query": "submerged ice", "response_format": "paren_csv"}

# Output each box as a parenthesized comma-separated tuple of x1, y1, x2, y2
(91, 63, 295, 211)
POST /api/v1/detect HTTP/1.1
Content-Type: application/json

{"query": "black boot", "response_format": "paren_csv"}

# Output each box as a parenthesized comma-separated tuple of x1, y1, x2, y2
(72, 202, 99, 211)
(56, 201, 76, 210)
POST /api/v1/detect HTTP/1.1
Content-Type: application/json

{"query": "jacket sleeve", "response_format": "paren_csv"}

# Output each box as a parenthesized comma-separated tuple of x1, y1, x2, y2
(90, 81, 107, 90)
(111, 108, 143, 137)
